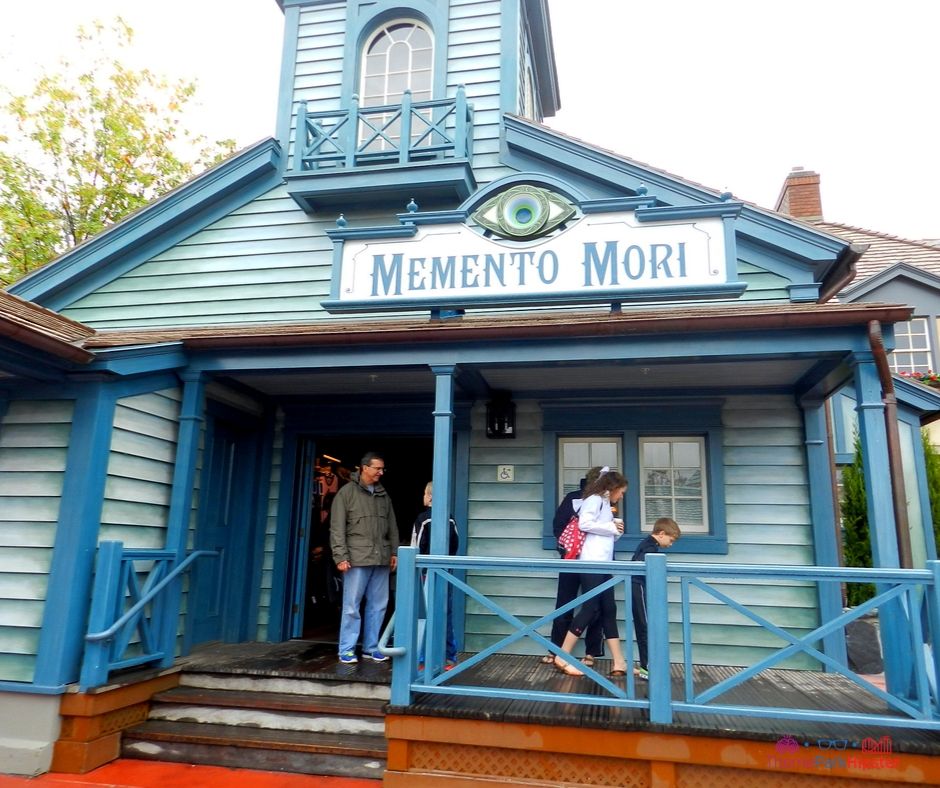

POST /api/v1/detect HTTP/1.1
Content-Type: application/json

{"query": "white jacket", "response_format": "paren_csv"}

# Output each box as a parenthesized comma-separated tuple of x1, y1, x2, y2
(577, 493, 621, 562)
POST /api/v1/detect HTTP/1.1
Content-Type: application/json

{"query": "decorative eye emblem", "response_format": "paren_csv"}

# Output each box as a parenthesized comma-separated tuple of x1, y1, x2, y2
(471, 185, 576, 240)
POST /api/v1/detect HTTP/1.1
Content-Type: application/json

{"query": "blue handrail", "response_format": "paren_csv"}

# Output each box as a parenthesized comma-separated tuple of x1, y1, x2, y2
(79, 542, 218, 690)
(86, 548, 218, 642)
(390, 548, 940, 730)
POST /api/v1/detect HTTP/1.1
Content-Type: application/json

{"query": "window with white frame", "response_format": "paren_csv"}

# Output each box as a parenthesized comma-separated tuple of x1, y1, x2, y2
(360, 20, 433, 153)
(558, 437, 620, 497)
(639, 437, 708, 534)
(890, 317, 931, 373)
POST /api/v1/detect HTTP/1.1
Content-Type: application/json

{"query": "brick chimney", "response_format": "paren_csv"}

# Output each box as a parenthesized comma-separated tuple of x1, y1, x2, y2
(774, 166, 822, 220)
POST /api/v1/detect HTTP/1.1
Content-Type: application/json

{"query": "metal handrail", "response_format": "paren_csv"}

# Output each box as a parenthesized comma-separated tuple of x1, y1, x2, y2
(85, 549, 218, 642)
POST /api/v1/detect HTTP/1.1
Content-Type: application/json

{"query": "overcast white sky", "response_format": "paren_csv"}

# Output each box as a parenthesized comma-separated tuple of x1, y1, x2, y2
(1, 0, 937, 240)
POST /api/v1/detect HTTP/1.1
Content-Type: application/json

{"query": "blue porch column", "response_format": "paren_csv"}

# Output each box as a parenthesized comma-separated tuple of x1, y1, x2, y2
(852, 354, 907, 692)
(801, 397, 847, 668)
(34, 383, 116, 688)
(426, 365, 456, 673)
(159, 371, 206, 665)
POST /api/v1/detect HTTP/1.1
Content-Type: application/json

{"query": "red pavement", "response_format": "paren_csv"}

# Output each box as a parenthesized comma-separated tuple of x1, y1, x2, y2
(0, 760, 381, 787)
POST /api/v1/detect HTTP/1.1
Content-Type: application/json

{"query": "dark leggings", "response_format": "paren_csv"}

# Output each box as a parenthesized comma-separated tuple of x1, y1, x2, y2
(568, 573, 619, 640)
(551, 570, 604, 655)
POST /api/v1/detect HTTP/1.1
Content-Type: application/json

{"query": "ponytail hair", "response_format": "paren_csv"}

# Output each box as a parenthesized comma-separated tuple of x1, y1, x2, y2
(583, 469, 627, 498)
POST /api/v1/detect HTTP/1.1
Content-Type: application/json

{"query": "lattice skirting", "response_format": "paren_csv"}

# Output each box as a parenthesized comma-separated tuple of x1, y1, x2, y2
(385, 714, 939, 787)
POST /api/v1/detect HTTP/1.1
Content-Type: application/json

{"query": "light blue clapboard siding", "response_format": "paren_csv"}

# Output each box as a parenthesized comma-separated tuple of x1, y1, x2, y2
(0, 400, 73, 683)
(60, 190, 424, 328)
(738, 260, 791, 300)
(449, 0, 509, 184)
(463, 395, 819, 669)
(289, 3, 346, 167)
(98, 390, 180, 548)
(257, 408, 285, 641)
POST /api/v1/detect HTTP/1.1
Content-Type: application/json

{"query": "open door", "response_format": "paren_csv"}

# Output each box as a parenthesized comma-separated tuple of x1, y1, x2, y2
(287, 436, 433, 642)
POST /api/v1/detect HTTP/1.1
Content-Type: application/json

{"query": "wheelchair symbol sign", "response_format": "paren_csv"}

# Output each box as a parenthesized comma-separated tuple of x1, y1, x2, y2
(497, 465, 514, 482)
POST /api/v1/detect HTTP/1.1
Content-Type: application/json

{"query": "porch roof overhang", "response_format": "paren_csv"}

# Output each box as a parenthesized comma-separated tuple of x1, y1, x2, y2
(78, 301, 915, 403)
(83, 301, 911, 352)
(0, 290, 95, 366)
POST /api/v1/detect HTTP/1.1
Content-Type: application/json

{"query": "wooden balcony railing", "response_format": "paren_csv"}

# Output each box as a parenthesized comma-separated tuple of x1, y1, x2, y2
(293, 87, 473, 172)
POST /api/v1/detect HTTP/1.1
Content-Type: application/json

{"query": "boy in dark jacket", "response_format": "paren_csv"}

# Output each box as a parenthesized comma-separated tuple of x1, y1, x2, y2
(411, 481, 459, 666)
(631, 517, 680, 679)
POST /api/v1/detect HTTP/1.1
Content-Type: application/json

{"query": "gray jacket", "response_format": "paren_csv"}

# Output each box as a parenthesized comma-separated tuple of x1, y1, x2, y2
(330, 471, 399, 567)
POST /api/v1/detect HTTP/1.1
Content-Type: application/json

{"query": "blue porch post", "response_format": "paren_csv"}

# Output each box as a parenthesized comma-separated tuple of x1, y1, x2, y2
(427, 365, 456, 673)
(34, 383, 116, 687)
(801, 397, 848, 668)
(853, 355, 907, 693)
(160, 371, 206, 665)
(645, 553, 672, 723)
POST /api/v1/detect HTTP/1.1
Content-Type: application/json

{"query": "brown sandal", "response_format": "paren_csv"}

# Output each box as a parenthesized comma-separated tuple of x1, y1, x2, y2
(580, 655, 595, 667)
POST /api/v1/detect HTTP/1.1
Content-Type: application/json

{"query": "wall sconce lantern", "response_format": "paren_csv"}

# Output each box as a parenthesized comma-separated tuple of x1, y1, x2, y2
(486, 392, 516, 439)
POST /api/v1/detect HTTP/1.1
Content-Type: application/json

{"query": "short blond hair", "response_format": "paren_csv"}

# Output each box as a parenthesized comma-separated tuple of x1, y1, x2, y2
(652, 517, 681, 538)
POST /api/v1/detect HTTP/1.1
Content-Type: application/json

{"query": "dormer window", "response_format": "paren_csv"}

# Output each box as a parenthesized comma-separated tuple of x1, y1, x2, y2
(361, 20, 433, 107)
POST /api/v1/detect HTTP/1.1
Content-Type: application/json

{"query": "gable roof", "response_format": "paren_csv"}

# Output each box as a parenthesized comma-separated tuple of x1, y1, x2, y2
(503, 116, 859, 296)
(815, 221, 940, 283)
(6, 139, 283, 311)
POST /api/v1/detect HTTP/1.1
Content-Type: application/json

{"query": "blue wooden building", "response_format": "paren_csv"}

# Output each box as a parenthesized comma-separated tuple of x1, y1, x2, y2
(1, 0, 938, 779)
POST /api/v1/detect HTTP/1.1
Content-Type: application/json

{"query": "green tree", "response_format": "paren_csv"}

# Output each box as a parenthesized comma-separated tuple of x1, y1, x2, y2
(841, 435, 875, 606)
(923, 431, 940, 553)
(0, 19, 236, 285)
(842, 429, 940, 606)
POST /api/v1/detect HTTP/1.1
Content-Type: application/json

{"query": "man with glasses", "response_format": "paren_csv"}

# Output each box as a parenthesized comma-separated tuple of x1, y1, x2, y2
(330, 451, 399, 664)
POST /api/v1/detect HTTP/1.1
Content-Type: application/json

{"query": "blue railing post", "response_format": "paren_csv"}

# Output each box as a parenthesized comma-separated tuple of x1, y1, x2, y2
(347, 94, 359, 168)
(79, 541, 124, 691)
(927, 560, 940, 712)
(391, 547, 419, 706)
(646, 553, 672, 723)
(399, 90, 413, 164)
(295, 101, 309, 172)
(454, 85, 468, 158)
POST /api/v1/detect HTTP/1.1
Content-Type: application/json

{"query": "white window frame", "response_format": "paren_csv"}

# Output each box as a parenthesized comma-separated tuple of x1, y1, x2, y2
(890, 317, 931, 373)
(639, 436, 709, 534)
(359, 19, 434, 153)
(557, 437, 621, 498)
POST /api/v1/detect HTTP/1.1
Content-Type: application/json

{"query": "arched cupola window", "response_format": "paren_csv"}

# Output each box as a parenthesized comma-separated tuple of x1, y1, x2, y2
(360, 20, 433, 108)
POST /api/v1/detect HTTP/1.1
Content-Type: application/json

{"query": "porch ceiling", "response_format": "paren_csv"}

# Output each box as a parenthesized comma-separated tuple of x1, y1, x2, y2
(219, 356, 824, 399)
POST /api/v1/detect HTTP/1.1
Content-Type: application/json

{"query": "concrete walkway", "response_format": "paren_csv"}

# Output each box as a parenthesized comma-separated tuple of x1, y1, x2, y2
(0, 760, 380, 787)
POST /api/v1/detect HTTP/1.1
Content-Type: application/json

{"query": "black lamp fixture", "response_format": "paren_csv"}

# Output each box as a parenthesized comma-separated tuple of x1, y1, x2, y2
(485, 391, 516, 439)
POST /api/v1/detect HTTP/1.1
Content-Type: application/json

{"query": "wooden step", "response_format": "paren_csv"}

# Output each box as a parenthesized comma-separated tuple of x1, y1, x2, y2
(153, 685, 387, 717)
(179, 672, 390, 701)
(124, 719, 386, 758)
(122, 720, 387, 780)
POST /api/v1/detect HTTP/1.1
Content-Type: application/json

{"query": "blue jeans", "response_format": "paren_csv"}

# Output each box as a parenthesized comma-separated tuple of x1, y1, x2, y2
(339, 565, 390, 655)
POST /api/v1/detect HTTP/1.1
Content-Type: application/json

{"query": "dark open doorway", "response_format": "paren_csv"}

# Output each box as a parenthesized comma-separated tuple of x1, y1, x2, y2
(295, 435, 433, 642)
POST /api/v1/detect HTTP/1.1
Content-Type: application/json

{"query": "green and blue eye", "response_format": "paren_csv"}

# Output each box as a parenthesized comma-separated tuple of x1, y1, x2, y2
(471, 185, 576, 240)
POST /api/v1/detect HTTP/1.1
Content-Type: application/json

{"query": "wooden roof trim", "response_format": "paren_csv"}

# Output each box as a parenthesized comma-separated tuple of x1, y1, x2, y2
(83, 302, 914, 351)
(0, 291, 96, 363)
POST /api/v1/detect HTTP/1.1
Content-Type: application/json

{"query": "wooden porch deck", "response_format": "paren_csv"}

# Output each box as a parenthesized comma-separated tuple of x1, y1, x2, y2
(180, 642, 939, 756)
(394, 654, 940, 756)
